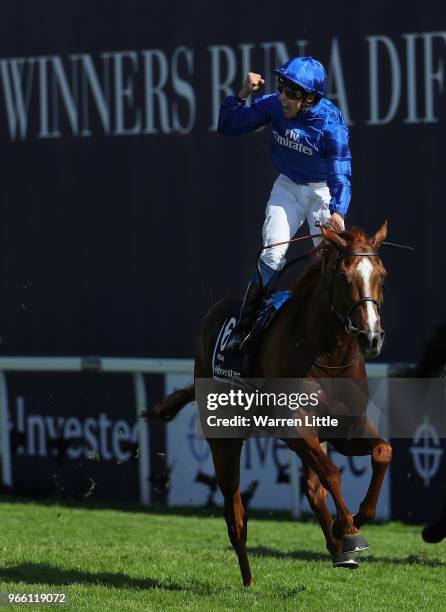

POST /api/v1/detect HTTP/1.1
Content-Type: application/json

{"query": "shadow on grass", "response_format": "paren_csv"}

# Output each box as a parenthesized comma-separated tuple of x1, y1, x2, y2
(0, 563, 183, 591)
(0, 563, 309, 597)
(250, 547, 328, 563)
(249, 546, 446, 567)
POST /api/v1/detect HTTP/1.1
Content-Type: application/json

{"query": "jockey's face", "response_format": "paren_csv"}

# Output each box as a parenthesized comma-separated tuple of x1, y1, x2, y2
(277, 78, 315, 118)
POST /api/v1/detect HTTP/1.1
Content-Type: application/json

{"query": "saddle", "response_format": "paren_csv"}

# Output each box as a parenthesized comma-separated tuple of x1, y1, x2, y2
(211, 291, 291, 383)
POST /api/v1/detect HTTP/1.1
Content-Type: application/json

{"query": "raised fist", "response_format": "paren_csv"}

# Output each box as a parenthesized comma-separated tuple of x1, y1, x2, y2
(238, 72, 265, 99)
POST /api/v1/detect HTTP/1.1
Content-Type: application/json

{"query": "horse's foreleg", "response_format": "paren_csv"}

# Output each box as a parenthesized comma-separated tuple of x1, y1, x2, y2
(304, 466, 360, 568)
(357, 438, 392, 526)
(286, 437, 365, 553)
(209, 438, 252, 587)
(330, 426, 392, 527)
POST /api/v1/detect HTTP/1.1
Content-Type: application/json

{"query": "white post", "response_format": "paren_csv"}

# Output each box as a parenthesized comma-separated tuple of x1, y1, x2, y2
(0, 371, 12, 487)
(289, 448, 301, 518)
(133, 372, 150, 505)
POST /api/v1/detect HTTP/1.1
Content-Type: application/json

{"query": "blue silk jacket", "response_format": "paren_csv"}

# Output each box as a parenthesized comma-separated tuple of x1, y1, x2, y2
(218, 93, 351, 216)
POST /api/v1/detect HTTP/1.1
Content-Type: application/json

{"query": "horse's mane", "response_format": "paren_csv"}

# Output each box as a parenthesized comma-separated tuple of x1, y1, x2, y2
(290, 227, 372, 299)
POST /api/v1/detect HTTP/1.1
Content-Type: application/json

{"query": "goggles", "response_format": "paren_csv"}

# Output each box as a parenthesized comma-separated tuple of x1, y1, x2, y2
(276, 77, 306, 101)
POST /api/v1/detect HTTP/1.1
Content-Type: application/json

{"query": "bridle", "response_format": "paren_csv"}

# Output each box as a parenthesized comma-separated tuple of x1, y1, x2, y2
(255, 229, 413, 371)
(329, 251, 382, 336)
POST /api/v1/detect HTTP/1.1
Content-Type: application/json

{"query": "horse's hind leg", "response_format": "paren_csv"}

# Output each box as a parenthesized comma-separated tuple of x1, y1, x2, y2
(209, 438, 252, 586)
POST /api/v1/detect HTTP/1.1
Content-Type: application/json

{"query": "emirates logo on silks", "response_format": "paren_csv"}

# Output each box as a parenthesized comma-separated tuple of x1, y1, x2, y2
(285, 128, 302, 141)
(272, 130, 313, 155)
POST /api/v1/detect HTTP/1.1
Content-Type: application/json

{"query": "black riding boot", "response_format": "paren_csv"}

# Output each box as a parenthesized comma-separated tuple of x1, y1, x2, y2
(226, 281, 266, 351)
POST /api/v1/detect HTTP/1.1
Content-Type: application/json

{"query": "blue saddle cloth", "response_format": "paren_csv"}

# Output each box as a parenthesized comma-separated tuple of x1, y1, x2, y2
(211, 291, 292, 383)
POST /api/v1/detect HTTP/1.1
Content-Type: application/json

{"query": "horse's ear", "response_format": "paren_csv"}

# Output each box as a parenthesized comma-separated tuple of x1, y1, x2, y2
(371, 221, 388, 250)
(320, 225, 347, 250)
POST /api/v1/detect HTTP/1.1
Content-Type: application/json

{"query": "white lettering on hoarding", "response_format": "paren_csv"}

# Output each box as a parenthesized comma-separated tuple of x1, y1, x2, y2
(326, 37, 353, 125)
(15, 396, 138, 462)
(366, 35, 402, 125)
(0, 33, 445, 140)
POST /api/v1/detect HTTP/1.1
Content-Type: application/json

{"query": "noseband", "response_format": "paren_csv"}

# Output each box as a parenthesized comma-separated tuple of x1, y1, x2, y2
(329, 251, 381, 335)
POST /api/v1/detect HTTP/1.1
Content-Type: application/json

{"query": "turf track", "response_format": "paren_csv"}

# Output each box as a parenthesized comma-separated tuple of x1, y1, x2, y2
(0, 498, 444, 611)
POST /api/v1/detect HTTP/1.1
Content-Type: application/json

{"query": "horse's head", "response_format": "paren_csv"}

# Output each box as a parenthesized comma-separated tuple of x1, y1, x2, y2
(320, 222, 388, 358)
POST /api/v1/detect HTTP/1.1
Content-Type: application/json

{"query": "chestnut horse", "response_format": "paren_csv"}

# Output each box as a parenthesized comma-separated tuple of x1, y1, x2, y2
(151, 223, 392, 585)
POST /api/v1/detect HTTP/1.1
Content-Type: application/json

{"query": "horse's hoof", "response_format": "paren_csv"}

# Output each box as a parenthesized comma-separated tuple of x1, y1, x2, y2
(422, 523, 446, 544)
(342, 534, 369, 554)
(332, 551, 360, 569)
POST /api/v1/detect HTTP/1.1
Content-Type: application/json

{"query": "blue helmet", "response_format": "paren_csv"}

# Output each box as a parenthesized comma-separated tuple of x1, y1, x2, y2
(275, 56, 327, 97)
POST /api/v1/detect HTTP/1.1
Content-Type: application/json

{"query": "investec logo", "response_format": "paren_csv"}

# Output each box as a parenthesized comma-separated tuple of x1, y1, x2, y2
(272, 129, 313, 155)
(12, 395, 139, 462)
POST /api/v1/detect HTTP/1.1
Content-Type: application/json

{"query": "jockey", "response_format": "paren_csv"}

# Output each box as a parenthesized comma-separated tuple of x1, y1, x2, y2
(217, 55, 351, 350)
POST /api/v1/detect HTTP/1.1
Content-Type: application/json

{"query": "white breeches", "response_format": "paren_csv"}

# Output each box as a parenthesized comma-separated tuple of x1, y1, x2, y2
(261, 174, 341, 270)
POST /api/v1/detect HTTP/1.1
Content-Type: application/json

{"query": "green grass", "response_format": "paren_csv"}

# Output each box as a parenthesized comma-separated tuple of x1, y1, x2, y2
(0, 497, 445, 611)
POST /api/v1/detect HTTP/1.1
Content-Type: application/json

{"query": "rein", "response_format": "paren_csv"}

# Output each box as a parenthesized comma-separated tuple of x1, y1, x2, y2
(256, 231, 414, 289)
(255, 232, 320, 289)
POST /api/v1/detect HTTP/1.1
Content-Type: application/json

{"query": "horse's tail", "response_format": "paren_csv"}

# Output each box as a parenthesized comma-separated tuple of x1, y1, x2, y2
(147, 384, 195, 422)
